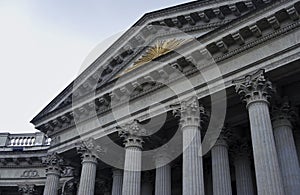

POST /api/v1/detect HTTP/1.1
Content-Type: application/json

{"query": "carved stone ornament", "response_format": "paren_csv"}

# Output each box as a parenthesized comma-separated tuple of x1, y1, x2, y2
(233, 69, 274, 107)
(117, 38, 190, 77)
(96, 178, 112, 193)
(76, 138, 106, 162)
(271, 98, 298, 123)
(42, 152, 64, 167)
(214, 126, 233, 147)
(62, 178, 77, 195)
(230, 140, 252, 159)
(173, 96, 204, 128)
(42, 152, 64, 176)
(62, 166, 75, 177)
(18, 184, 36, 194)
(21, 169, 39, 178)
(118, 120, 146, 148)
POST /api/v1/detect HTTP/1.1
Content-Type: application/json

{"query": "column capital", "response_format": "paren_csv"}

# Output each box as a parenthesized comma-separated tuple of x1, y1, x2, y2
(231, 140, 252, 159)
(118, 120, 146, 149)
(233, 69, 274, 108)
(42, 152, 63, 176)
(271, 99, 297, 128)
(172, 96, 205, 129)
(154, 149, 172, 167)
(18, 184, 35, 194)
(112, 168, 123, 177)
(211, 126, 232, 148)
(76, 138, 105, 164)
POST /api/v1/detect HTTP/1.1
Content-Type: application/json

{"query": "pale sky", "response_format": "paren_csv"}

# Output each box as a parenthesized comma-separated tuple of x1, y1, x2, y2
(0, 0, 192, 133)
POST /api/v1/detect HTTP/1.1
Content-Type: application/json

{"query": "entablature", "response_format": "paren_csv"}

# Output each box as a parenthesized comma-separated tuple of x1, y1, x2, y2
(31, 0, 269, 124)
(34, 1, 300, 138)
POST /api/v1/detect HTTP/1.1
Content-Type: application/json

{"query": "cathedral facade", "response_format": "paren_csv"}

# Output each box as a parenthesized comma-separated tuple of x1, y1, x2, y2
(1, 0, 300, 194)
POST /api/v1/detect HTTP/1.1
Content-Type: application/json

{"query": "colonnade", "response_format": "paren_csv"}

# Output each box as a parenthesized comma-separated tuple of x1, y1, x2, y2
(40, 70, 300, 195)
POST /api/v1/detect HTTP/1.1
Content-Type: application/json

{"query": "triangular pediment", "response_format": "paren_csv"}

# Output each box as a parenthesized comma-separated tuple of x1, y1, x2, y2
(31, 0, 264, 125)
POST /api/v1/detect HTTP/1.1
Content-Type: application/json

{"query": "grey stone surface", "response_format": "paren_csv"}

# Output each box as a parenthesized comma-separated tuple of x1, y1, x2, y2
(234, 154, 254, 195)
(155, 164, 171, 195)
(180, 97, 205, 195)
(77, 153, 98, 195)
(273, 117, 300, 195)
(211, 139, 232, 195)
(112, 169, 123, 195)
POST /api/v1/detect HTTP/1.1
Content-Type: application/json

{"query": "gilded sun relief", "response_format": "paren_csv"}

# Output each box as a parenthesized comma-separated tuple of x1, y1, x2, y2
(117, 38, 189, 77)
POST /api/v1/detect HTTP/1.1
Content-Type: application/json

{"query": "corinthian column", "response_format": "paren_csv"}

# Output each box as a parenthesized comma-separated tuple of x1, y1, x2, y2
(112, 169, 123, 195)
(155, 154, 171, 195)
(211, 128, 232, 195)
(179, 96, 205, 195)
(18, 184, 36, 195)
(119, 120, 146, 195)
(43, 153, 63, 195)
(232, 142, 254, 195)
(294, 130, 300, 164)
(272, 102, 300, 195)
(233, 69, 284, 195)
(77, 138, 104, 195)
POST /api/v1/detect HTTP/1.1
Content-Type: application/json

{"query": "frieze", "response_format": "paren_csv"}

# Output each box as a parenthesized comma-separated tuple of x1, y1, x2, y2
(32, 0, 261, 123)
(35, 1, 299, 137)
(20, 169, 40, 178)
(18, 184, 36, 194)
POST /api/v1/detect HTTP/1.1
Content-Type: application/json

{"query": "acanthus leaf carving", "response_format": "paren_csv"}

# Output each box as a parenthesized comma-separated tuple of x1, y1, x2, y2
(118, 120, 146, 148)
(233, 69, 274, 107)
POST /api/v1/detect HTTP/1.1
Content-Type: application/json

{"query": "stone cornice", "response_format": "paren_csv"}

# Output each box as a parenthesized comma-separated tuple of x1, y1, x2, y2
(31, 0, 261, 124)
(34, 1, 299, 136)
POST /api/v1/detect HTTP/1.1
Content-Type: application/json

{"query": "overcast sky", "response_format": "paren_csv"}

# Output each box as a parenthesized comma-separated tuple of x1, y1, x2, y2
(0, 0, 192, 133)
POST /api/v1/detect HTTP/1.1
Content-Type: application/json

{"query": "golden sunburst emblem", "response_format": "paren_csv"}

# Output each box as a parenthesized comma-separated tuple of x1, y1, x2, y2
(118, 38, 189, 77)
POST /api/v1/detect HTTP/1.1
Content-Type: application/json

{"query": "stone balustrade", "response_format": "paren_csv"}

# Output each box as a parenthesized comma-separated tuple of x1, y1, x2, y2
(0, 132, 51, 147)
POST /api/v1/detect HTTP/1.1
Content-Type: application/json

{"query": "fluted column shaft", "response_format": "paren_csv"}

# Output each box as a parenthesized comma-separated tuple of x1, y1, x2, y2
(294, 131, 300, 164)
(180, 97, 205, 195)
(234, 155, 254, 195)
(122, 144, 142, 195)
(77, 153, 98, 195)
(155, 163, 171, 195)
(119, 120, 146, 195)
(211, 140, 232, 195)
(248, 101, 284, 194)
(233, 70, 284, 195)
(43, 167, 60, 195)
(273, 118, 300, 195)
(112, 169, 123, 195)
(43, 153, 62, 195)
